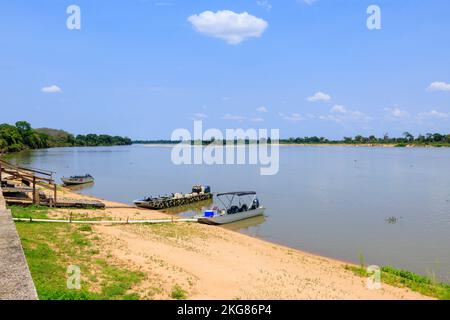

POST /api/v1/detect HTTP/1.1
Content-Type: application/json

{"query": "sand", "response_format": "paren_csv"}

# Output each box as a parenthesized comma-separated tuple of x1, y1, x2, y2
(39, 187, 432, 300)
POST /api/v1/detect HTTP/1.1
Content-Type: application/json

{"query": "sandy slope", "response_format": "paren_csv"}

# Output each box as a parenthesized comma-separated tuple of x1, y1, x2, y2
(46, 187, 431, 299)
(94, 223, 429, 300)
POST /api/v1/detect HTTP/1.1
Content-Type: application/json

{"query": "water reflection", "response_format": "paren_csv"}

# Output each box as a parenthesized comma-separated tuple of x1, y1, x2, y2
(64, 182, 95, 191)
(162, 199, 213, 215)
(222, 215, 266, 236)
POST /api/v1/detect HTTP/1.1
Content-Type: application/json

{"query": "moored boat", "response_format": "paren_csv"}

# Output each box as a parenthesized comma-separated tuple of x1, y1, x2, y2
(134, 184, 212, 210)
(196, 191, 265, 225)
(61, 174, 94, 185)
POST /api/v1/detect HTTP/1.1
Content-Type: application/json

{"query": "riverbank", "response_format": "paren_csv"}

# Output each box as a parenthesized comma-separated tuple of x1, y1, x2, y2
(139, 143, 447, 148)
(11, 186, 433, 300)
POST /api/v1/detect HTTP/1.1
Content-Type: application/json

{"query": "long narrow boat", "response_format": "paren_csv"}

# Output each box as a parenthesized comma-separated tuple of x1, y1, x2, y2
(196, 191, 265, 225)
(134, 184, 212, 210)
(61, 174, 94, 186)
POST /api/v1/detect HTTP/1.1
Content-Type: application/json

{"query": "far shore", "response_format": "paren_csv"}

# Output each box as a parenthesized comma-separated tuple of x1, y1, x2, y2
(14, 185, 431, 300)
(137, 143, 445, 148)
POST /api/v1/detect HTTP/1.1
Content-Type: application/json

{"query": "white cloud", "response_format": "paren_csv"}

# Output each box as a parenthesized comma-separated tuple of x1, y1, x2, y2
(321, 106, 371, 123)
(302, 0, 317, 5)
(256, 106, 268, 113)
(188, 10, 268, 45)
(280, 112, 303, 122)
(417, 110, 449, 120)
(330, 105, 347, 114)
(194, 113, 208, 119)
(427, 81, 450, 92)
(41, 85, 62, 93)
(250, 117, 264, 122)
(256, 0, 272, 11)
(222, 114, 246, 121)
(307, 91, 331, 102)
(385, 107, 410, 119)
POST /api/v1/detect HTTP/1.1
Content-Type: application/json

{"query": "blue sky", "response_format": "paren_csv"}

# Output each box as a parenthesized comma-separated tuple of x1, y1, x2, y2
(0, 0, 449, 139)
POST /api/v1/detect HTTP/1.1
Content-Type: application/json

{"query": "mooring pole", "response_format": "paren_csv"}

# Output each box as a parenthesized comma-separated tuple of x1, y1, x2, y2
(54, 184, 57, 205)
(32, 176, 36, 204)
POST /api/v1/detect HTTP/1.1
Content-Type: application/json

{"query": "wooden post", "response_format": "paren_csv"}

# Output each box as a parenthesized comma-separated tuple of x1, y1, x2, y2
(32, 176, 36, 204)
(0, 162, 3, 182)
(54, 184, 57, 205)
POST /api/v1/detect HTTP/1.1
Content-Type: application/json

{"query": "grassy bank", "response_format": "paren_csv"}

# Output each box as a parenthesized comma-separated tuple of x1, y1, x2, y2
(13, 205, 145, 300)
(346, 265, 450, 300)
(10, 204, 435, 300)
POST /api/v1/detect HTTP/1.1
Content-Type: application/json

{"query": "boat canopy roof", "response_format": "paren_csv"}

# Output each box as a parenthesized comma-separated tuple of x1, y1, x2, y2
(217, 191, 256, 197)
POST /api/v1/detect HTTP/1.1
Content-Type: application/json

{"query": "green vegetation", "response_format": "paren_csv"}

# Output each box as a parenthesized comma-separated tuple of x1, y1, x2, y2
(0, 121, 131, 154)
(281, 132, 450, 147)
(171, 285, 187, 300)
(346, 264, 450, 300)
(10, 205, 50, 219)
(15, 210, 145, 299)
(134, 132, 450, 147)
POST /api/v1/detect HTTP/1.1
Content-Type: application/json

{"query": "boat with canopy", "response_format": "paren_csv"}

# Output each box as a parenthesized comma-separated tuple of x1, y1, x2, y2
(196, 191, 265, 225)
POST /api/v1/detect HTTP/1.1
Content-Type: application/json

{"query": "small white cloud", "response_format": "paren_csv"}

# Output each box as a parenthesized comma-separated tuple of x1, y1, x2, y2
(386, 107, 410, 119)
(194, 113, 208, 119)
(250, 117, 264, 122)
(222, 114, 246, 121)
(321, 106, 371, 123)
(41, 85, 62, 93)
(330, 105, 347, 114)
(280, 112, 303, 122)
(417, 110, 449, 120)
(427, 81, 450, 92)
(188, 10, 268, 45)
(303, 0, 317, 5)
(256, 106, 268, 113)
(256, 0, 272, 11)
(307, 91, 331, 102)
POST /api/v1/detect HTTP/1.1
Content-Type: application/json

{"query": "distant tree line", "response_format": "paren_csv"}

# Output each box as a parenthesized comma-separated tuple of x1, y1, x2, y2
(0, 121, 132, 153)
(281, 132, 450, 147)
(134, 132, 450, 147)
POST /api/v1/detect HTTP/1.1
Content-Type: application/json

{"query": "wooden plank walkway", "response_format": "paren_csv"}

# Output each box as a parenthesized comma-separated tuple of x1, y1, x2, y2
(0, 185, 38, 300)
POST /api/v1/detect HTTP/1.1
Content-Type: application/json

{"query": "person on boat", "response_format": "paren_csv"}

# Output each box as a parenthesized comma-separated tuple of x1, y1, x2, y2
(251, 198, 260, 210)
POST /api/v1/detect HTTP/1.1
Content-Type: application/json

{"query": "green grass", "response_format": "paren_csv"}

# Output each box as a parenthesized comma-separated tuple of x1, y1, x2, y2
(10, 205, 50, 219)
(345, 264, 450, 300)
(9, 205, 113, 222)
(170, 285, 187, 300)
(15, 222, 145, 300)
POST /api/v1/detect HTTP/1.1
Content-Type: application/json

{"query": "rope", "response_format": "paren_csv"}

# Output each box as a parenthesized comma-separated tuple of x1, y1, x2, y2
(13, 217, 198, 225)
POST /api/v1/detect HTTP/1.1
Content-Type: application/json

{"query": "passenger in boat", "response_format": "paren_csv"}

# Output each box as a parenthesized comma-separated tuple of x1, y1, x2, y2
(227, 205, 240, 214)
(239, 204, 248, 212)
(251, 198, 260, 210)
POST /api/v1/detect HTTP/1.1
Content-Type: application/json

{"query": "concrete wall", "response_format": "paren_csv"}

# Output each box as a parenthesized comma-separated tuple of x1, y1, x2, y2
(0, 187, 38, 300)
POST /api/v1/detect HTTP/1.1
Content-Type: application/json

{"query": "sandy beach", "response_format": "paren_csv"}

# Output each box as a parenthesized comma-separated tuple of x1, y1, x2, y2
(35, 187, 430, 300)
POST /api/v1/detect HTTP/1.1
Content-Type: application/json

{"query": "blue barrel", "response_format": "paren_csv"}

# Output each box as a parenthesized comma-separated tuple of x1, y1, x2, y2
(204, 210, 214, 217)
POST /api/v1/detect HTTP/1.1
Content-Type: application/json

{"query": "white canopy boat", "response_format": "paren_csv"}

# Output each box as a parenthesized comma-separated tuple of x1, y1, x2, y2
(196, 191, 265, 225)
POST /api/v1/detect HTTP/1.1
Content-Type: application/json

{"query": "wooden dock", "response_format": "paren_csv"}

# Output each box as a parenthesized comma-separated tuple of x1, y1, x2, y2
(0, 159, 105, 209)
(0, 185, 38, 300)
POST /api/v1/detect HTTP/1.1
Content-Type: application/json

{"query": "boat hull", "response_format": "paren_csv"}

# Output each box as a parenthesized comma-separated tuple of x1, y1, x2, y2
(134, 193, 213, 210)
(197, 207, 265, 225)
(61, 178, 94, 185)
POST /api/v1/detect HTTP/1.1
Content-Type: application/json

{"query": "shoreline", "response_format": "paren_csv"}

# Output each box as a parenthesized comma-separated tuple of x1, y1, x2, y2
(27, 186, 430, 300)
(138, 143, 444, 148)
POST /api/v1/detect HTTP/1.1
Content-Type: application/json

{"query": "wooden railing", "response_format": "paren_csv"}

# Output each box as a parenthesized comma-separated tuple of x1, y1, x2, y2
(0, 159, 58, 204)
